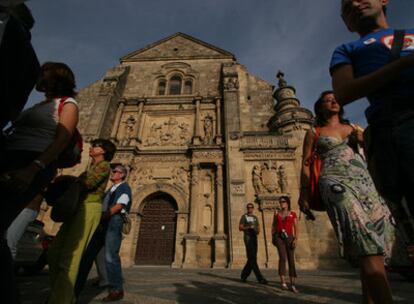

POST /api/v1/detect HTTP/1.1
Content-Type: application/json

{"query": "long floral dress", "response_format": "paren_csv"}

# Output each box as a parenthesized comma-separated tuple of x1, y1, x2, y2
(317, 133, 406, 265)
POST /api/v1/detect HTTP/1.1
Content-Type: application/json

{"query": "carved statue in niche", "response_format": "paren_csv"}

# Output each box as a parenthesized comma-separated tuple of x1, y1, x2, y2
(202, 116, 213, 144)
(252, 165, 263, 194)
(121, 115, 136, 146)
(258, 161, 279, 194)
(277, 164, 288, 193)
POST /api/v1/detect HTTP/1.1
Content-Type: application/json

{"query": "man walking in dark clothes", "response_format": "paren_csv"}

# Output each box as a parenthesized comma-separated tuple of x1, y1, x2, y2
(239, 203, 268, 284)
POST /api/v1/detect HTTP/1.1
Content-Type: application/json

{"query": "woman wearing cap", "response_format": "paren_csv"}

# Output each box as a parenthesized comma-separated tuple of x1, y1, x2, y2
(47, 138, 116, 304)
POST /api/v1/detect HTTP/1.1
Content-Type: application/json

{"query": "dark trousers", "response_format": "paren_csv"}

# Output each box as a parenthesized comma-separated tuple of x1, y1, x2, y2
(241, 234, 264, 281)
(275, 235, 297, 277)
(74, 223, 107, 298)
(365, 115, 414, 219)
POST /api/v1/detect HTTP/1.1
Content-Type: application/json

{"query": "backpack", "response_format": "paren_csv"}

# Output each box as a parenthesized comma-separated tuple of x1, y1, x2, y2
(57, 97, 83, 168)
(308, 127, 325, 211)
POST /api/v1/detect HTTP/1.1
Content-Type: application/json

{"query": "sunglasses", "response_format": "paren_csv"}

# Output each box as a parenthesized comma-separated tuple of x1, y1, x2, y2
(92, 143, 103, 148)
(111, 170, 122, 174)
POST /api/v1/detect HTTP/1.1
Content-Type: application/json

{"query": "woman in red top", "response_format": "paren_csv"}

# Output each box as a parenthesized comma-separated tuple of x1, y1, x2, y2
(272, 196, 298, 293)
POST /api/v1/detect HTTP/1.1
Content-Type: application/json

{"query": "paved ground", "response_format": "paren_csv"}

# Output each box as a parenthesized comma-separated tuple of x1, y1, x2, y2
(18, 267, 413, 304)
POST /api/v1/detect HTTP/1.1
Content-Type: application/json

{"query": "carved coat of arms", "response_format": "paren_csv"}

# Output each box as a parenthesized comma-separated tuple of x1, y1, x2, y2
(260, 161, 279, 193)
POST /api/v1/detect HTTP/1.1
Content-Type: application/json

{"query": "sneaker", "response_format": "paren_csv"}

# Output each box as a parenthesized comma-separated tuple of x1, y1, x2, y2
(290, 285, 299, 293)
(259, 278, 268, 285)
(240, 275, 247, 283)
(281, 282, 289, 290)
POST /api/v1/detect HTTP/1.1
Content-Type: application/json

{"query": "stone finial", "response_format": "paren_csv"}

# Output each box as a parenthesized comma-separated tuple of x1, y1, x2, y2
(276, 70, 287, 88)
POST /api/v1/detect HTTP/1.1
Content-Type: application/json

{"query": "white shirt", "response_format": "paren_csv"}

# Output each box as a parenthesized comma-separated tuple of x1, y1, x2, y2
(6, 97, 78, 152)
(102, 181, 130, 212)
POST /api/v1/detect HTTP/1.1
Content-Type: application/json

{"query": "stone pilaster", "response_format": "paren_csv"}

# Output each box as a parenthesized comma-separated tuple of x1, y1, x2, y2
(215, 97, 222, 144)
(192, 96, 202, 145)
(110, 99, 126, 143)
(183, 164, 200, 268)
(130, 99, 144, 145)
(214, 163, 227, 268)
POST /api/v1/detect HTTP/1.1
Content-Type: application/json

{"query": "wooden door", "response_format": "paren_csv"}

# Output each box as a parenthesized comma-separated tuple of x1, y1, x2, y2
(135, 196, 177, 265)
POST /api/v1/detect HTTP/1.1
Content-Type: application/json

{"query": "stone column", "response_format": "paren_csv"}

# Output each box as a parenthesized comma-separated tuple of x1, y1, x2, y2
(216, 163, 224, 234)
(189, 164, 199, 233)
(192, 97, 202, 145)
(214, 163, 227, 268)
(110, 99, 126, 143)
(183, 164, 200, 268)
(130, 99, 144, 145)
(215, 97, 222, 144)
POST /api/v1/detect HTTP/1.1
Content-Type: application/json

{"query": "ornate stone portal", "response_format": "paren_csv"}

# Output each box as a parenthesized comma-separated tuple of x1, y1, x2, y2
(46, 33, 340, 270)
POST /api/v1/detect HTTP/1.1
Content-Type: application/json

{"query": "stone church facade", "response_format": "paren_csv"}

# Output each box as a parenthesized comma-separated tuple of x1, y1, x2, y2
(43, 33, 341, 269)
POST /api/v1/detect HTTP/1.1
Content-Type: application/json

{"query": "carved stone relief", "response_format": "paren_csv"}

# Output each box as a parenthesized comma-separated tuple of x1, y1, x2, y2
(99, 80, 117, 95)
(144, 117, 192, 146)
(251, 161, 289, 195)
(224, 77, 239, 91)
(231, 183, 245, 196)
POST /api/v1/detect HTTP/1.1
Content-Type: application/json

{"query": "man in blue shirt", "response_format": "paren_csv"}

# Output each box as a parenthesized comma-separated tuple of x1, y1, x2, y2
(330, 0, 414, 227)
(330, 1, 414, 303)
(75, 164, 132, 302)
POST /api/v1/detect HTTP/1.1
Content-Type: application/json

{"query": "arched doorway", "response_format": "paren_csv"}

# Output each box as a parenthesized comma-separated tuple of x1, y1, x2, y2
(135, 193, 177, 265)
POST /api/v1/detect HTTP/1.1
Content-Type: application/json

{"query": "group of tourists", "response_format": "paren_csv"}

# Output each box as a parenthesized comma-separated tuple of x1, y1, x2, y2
(240, 1, 414, 303)
(1, 2, 132, 303)
(239, 196, 298, 293)
(1, 0, 414, 303)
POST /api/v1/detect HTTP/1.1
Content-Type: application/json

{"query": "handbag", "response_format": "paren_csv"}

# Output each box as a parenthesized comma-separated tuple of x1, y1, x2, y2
(121, 212, 132, 235)
(308, 127, 325, 211)
(44, 175, 85, 222)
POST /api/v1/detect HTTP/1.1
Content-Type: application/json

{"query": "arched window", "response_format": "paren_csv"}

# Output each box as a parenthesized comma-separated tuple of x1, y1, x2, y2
(169, 75, 182, 95)
(184, 80, 193, 95)
(158, 79, 166, 95)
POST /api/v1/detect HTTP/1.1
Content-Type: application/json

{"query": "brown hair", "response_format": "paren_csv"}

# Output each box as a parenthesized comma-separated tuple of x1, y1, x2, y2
(314, 90, 349, 127)
(36, 62, 76, 98)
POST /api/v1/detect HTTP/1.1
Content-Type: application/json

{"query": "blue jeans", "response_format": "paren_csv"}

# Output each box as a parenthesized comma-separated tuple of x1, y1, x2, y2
(105, 214, 124, 291)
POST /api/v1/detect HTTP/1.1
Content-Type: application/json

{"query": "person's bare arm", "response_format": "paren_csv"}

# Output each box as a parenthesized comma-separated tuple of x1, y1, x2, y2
(298, 129, 314, 210)
(332, 53, 414, 106)
(292, 217, 298, 248)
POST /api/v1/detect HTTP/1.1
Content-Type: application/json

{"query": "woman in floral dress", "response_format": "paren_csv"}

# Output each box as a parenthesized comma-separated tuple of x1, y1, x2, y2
(299, 90, 403, 304)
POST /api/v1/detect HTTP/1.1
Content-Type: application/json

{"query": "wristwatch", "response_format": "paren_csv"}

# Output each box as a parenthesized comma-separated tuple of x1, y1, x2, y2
(33, 159, 46, 170)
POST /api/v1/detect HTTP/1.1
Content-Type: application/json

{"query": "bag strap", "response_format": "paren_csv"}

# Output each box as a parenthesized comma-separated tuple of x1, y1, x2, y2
(311, 127, 321, 153)
(390, 29, 405, 62)
(57, 96, 70, 116)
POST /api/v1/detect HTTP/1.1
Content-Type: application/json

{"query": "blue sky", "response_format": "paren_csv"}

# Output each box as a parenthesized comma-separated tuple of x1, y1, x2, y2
(27, 0, 414, 126)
